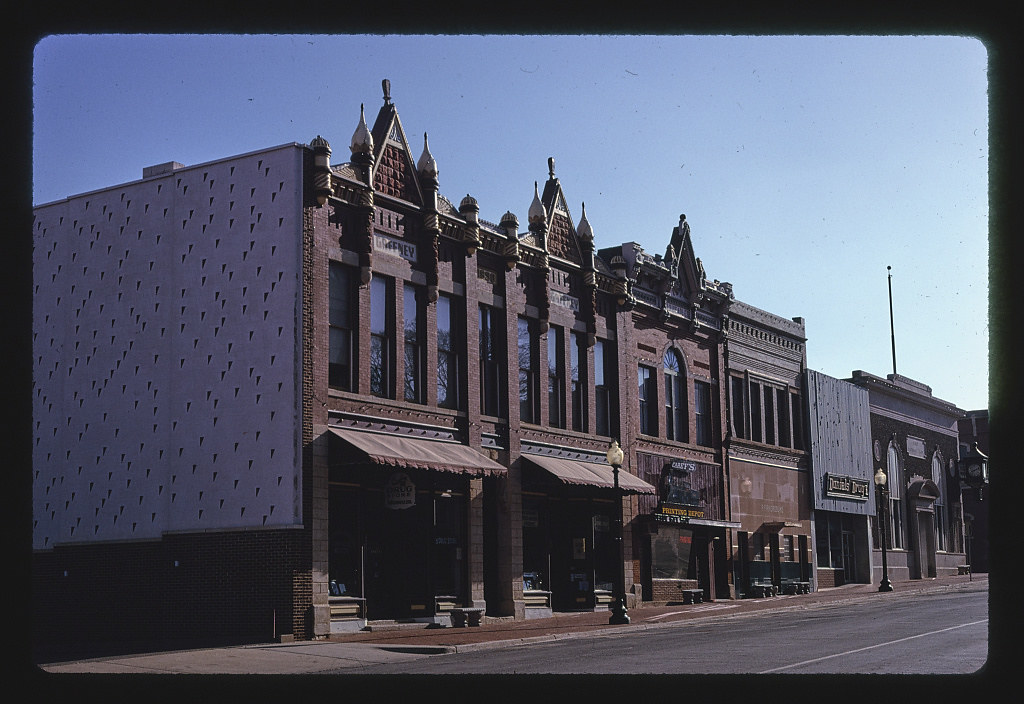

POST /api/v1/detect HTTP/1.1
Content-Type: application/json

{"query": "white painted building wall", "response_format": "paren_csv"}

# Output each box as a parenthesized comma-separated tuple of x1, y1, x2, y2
(32, 144, 307, 550)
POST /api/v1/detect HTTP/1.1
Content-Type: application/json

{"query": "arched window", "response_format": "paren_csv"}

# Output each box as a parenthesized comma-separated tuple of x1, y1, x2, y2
(886, 442, 905, 549)
(663, 349, 687, 442)
(932, 450, 946, 551)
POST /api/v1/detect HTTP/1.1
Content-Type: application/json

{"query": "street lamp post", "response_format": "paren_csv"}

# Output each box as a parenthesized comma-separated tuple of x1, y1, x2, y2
(874, 468, 894, 592)
(606, 440, 630, 625)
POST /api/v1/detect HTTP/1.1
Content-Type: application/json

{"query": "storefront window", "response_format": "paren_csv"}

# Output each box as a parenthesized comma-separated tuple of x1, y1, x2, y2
(328, 485, 362, 597)
(431, 491, 466, 598)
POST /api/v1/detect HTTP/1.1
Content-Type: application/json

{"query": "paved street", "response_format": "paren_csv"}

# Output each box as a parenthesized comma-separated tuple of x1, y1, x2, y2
(340, 585, 988, 675)
(37, 575, 992, 677)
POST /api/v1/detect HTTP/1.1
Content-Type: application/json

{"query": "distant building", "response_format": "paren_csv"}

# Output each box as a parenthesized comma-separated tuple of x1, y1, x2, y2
(846, 371, 967, 581)
(957, 409, 989, 573)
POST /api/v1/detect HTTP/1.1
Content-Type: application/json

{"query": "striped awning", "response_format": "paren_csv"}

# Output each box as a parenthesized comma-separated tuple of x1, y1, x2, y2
(328, 427, 506, 476)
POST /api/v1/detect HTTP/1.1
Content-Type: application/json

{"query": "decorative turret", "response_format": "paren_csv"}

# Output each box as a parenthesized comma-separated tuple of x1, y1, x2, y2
(416, 133, 441, 303)
(577, 202, 598, 347)
(500, 210, 520, 270)
(310, 135, 332, 207)
(459, 194, 481, 257)
(610, 254, 634, 310)
(417, 132, 438, 181)
(576, 201, 594, 243)
(528, 181, 547, 227)
(350, 103, 376, 285)
(350, 103, 374, 156)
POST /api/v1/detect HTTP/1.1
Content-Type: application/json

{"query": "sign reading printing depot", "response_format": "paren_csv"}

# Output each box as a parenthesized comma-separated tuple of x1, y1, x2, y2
(384, 472, 416, 509)
(824, 473, 870, 500)
(655, 505, 706, 524)
(373, 232, 417, 262)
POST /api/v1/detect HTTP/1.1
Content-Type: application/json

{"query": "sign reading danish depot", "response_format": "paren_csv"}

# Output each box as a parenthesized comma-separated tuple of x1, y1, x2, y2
(824, 472, 870, 500)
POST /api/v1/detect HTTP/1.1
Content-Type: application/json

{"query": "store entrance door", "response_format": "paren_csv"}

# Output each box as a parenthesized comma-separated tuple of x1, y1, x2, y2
(841, 531, 856, 583)
(362, 484, 430, 620)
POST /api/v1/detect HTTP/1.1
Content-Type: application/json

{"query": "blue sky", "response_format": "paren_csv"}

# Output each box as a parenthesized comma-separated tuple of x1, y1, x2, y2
(32, 34, 990, 411)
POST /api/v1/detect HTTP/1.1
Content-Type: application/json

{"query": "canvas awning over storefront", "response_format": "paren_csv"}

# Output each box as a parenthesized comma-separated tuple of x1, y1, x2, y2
(523, 454, 656, 494)
(328, 427, 507, 476)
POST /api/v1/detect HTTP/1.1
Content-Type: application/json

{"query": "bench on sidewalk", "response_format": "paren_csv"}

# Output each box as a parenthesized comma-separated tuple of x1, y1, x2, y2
(749, 579, 777, 598)
(449, 607, 484, 628)
(681, 588, 704, 604)
(781, 580, 810, 595)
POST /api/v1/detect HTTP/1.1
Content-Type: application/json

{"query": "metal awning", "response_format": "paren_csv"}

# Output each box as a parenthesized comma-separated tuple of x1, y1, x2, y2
(328, 427, 507, 476)
(523, 454, 656, 495)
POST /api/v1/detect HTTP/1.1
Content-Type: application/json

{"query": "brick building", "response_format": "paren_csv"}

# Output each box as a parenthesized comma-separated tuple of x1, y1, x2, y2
(723, 302, 812, 597)
(33, 80, 816, 652)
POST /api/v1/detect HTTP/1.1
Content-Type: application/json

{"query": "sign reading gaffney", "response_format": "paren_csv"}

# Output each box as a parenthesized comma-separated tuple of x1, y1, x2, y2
(824, 473, 870, 500)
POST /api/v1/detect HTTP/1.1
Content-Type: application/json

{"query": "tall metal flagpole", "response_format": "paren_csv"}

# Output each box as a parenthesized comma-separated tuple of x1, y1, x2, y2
(887, 266, 897, 376)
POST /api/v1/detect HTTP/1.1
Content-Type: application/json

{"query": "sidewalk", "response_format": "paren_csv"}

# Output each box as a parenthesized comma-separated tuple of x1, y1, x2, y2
(37, 573, 987, 675)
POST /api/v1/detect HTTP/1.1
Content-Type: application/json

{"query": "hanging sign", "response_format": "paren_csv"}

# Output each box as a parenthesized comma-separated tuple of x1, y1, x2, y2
(384, 472, 416, 509)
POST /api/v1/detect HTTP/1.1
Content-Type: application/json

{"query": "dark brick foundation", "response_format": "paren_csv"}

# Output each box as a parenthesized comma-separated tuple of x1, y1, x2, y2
(32, 527, 309, 663)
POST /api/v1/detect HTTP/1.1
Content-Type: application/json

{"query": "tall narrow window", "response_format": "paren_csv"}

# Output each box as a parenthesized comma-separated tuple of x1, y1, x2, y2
(764, 386, 776, 445)
(749, 382, 762, 443)
(329, 262, 353, 391)
(479, 305, 504, 418)
(547, 326, 565, 428)
(594, 339, 617, 438)
(694, 379, 713, 447)
(730, 376, 746, 439)
(638, 365, 656, 436)
(570, 331, 586, 432)
(403, 284, 424, 403)
(887, 443, 905, 550)
(663, 350, 686, 442)
(436, 294, 460, 409)
(932, 453, 946, 551)
(369, 276, 392, 398)
(791, 391, 804, 450)
(776, 388, 791, 448)
(518, 317, 537, 423)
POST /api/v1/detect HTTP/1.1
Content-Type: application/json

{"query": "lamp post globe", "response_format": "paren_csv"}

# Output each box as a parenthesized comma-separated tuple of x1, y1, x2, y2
(607, 440, 630, 625)
(874, 468, 894, 592)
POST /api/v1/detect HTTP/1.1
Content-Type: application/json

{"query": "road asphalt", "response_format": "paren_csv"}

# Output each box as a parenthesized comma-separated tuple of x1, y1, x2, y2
(36, 573, 989, 675)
